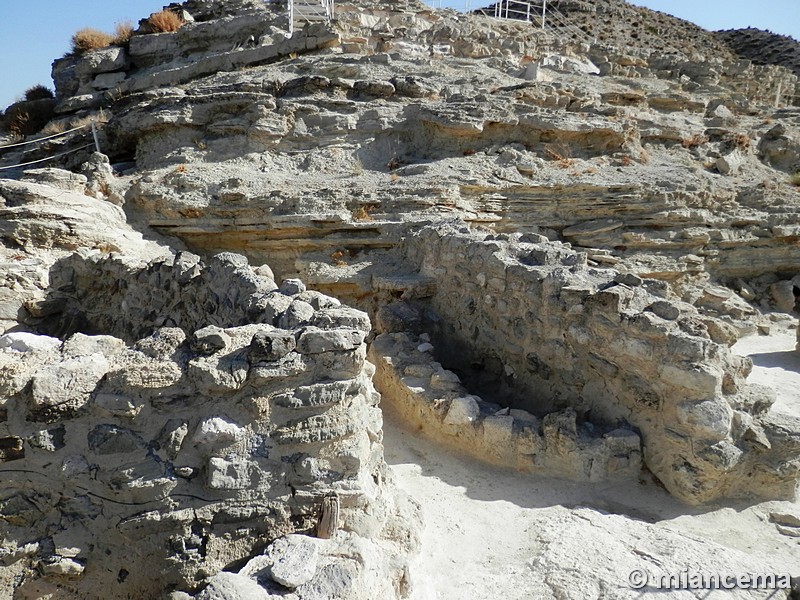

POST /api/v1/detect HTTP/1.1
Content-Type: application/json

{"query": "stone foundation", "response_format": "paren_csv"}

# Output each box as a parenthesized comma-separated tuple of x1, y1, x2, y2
(378, 224, 800, 504)
(370, 331, 642, 481)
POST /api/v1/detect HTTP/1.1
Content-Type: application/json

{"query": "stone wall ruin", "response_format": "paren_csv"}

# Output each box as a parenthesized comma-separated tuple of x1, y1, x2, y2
(0, 249, 414, 599)
(372, 224, 800, 505)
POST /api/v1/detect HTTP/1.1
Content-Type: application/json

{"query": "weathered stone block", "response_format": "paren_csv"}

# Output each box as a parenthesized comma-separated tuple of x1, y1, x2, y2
(31, 355, 110, 418)
(444, 396, 480, 426)
(192, 417, 244, 446)
(266, 535, 321, 588)
(207, 457, 253, 490)
(676, 398, 734, 439)
(279, 278, 306, 295)
(296, 328, 365, 354)
(197, 572, 271, 600)
(249, 330, 296, 361)
(192, 326, 230, 355)
(87, 424, 145, 454)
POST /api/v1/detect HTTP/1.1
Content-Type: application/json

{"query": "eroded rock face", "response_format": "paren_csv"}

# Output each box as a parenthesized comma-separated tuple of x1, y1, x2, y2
(0, 241, 416, 597)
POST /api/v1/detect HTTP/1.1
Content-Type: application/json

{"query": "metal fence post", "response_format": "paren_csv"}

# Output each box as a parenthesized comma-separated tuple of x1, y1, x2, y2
(90, 121, 101, 153)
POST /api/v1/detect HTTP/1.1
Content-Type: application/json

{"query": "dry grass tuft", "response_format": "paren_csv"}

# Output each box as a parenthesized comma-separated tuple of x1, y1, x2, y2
(681, 134, 708, 149)
(113, 20, 135, 45)
(5, 99, 55, 137)
(352, 204, 378, 221)
(790, 173, 800, 187)
(730, 132, 751, 150)
(6, 109, 30, 137)
(330, 250, 348, 266)
(543, 143, 573, 168)
(71, 28, 115, 54)
(148, 10, 184, 33)
(40, 121, 68, 136)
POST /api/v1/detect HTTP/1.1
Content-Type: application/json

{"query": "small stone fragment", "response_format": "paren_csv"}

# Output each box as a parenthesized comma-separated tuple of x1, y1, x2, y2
(444, 396, 480, 425)
(279, 278, 306, 295)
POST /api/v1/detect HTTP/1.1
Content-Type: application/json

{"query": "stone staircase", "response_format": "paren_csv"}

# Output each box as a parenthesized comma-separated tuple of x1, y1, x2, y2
(289, 0, 334, 36)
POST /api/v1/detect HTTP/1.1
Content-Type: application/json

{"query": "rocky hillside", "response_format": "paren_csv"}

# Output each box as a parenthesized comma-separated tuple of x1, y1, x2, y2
(717, 27, 800, 78)
(1, 0, 800, 598)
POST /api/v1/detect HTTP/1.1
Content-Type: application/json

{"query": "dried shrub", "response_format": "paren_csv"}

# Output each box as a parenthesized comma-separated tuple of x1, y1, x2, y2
(352, 204, 378, 221)
(24, 84, 54, 101)
(681, 134, 708, 149)
(543, 143, 573, 168)
(40, 121, 67, 136)
(731, 133, 751, 150)
(113, 20, 135, 45)
(330, 250, 348, 266)
(148, 10, 183, 33)
(71, 28, 115, 54)
(5, 108, 29, 137)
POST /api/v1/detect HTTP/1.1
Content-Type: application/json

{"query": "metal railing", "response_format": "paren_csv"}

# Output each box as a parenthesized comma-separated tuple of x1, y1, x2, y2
(425, 0, 595, 45)
(288, 0, 335, 37)
(492, 0, 547, 28)
(0, 121, 102, 172)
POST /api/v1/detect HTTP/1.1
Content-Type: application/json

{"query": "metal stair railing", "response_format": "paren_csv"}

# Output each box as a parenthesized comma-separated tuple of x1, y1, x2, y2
(429, 1, 594, 45)
(288, 0, 334, 37)
(543, 2, 594, 45)
(497, 0, 546, 28)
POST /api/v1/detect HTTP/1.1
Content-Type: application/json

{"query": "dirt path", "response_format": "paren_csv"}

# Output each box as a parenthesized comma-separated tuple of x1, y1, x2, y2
(732, 327, 800, 416)
(383, 329, 800, 600)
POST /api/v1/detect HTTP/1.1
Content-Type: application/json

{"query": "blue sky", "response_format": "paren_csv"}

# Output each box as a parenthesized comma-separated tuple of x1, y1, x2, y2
(1, 1, 798, 110)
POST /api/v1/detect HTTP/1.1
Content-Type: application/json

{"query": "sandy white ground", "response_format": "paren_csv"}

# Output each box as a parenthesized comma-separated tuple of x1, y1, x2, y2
(384, 328, 800, 600)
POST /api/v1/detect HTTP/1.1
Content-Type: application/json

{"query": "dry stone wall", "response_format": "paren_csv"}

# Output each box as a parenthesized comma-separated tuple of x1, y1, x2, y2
(369, 330, 642, 482)
(0, 247, 415, 599)
(387, 223, 800, 504)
